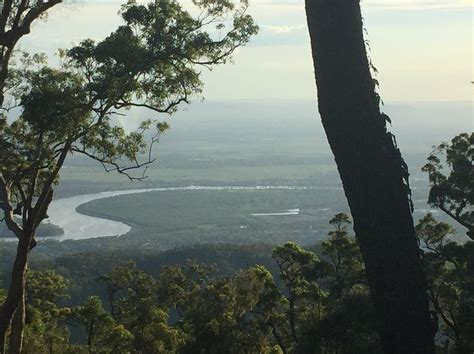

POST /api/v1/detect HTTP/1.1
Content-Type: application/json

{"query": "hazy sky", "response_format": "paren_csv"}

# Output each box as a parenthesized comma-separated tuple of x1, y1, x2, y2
(19, 0, 473, 103)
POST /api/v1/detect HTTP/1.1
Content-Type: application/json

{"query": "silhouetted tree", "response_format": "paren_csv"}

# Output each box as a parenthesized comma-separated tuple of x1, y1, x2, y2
(322, 213, 364, 297)
(416, 213, 474, 353)
(272, 242, 322, 346)
(422, 132, 473, 240)
(305, 0, 434, 352)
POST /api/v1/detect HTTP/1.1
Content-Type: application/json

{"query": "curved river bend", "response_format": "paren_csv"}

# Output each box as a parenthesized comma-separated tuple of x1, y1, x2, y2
(1, 185, 437, 242)
(43, 185, 312, 241)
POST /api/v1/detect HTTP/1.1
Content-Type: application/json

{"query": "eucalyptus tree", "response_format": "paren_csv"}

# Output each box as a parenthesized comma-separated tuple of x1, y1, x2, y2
(73, 296, 133, 354)
(321, 213, 365, 298)
(416, 213, 474, 353)
(422, 132, 473, 240)
(22, 270, 72, 353)
(272, 242, 322, 347)
(0, 0, 257, 351)
(419, 133, 474, 352)
(305, 0, 434, 352)
(157, 262, 280, 353)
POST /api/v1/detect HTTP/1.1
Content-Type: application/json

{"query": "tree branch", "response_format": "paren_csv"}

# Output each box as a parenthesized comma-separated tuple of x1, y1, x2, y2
(438, 204, 472, 236)
(1, 0, 62, 48)
(31, 140, 71, 229)
(70, 147, 156, 181)
(0, 173, 23, 239)
(0, 0, 13, 34)
(114, 96, 189, 114)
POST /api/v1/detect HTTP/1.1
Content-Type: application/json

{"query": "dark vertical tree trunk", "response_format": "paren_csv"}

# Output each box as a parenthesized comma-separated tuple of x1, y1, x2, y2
(304, 1, 435, 353)
(0, 236, 31, 354)
(7, 282, 25, 354)
(7, 262, 28, 354)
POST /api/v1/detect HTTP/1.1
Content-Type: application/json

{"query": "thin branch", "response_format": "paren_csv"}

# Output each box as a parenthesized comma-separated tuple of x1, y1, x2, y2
(1, 0, 62, 48)
(114, 96, 189, 114)
(70, 147, 155, 181)
(438, 204, 472, 234)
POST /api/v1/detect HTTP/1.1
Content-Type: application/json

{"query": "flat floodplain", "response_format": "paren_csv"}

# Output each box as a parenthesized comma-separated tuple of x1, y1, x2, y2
(76, 188, 347, 247)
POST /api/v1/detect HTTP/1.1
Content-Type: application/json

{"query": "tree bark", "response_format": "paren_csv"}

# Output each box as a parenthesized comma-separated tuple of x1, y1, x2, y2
(0, 236, 30, 354)
(305, 0, 435, 353)
(7, 280, 25, 354)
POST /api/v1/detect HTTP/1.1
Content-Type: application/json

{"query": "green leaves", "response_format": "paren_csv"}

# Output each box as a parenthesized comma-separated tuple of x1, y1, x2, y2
(100, 262, 184, 352)
(12, 214, 385, 353)
(22, 270, 72, 353)
(156, 261, 280, 353)
(422, 132, 473, 239)
(66, 0, 257, 117)
(416, 213, 455, 252)
(322, 213, 364, 298)
(73, 296, 134, 354)
(416, 214, 474, 352)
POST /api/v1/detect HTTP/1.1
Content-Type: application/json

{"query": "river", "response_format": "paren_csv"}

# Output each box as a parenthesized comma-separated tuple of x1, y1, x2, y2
(0, 184, 441, 242)
(43, 185, 312, 241)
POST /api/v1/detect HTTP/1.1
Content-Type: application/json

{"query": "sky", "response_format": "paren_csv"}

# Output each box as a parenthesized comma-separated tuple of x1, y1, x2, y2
(18, 0, 473, 103)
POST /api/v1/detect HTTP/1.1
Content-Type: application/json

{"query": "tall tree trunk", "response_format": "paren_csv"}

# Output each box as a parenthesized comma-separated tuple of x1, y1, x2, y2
(7, 268, 26, 354)
(0, 237, 30, 354)
(304, 1, 435, 353)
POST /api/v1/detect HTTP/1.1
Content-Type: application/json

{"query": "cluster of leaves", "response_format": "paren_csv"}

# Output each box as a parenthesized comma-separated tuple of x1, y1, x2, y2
(416, 213, 474, 353)
(422, 133, 473, 240)
(3, 213, 382, 354)
(21, 270, 73, 353)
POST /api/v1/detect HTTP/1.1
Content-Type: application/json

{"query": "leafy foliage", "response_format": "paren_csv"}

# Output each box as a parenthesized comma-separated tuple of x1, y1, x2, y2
(1, 213, 383, 353)
(101, 262, 184, 353)
(22, 270, 72, 353)
(73, 296, 133, 354)
(416, 214, 474, 353)
(1, 210, 471, 353)
(321, 213, 364, 297)
(422, 133, 473, 239)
